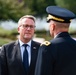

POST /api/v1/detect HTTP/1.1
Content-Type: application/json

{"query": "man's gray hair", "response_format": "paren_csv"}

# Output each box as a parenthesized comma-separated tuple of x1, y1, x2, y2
(18, 15, 36, 26)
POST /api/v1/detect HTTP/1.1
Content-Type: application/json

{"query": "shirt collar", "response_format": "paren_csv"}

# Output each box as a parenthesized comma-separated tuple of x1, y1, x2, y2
(19, 39, 31, 47)
(54, 32, 62, 38)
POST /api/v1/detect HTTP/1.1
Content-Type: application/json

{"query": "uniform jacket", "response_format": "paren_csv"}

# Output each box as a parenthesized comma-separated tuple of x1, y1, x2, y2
(35, 32, 76, 75)
(0, 40, 40, 75)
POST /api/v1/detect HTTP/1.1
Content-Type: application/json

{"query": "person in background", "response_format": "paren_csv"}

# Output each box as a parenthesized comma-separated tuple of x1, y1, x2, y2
(0, 15, 40, 75)
(34, 6, 76, 75)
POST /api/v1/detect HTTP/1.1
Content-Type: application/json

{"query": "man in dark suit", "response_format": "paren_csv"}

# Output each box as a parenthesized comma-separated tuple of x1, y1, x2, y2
(34, 6, 76, 75)
(0, 15, 40, 75)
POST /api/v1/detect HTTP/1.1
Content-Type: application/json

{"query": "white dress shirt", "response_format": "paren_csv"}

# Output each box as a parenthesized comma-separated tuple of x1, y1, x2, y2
(19, 39, 31, 65)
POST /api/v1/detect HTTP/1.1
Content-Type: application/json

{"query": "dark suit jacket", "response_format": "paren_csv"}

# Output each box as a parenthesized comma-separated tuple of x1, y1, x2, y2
(35, 32, 76, 75)
(0, 40, 40, 75)
(0, 58, 1, 75)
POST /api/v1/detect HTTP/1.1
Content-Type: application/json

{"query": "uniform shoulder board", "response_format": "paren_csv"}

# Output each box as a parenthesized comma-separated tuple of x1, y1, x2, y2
(40, 41, 51, 46)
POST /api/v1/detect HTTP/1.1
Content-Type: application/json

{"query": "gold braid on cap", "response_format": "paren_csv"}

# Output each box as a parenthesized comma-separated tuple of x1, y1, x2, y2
(47, 14, 64, 22)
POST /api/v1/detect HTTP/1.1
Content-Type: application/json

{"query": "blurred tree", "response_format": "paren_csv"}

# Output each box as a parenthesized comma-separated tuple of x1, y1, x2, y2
(0, 0, 56, 22)
(24, 0, 56, 17)
(55, 0, 76, 14)
(0, 0, 30, 22)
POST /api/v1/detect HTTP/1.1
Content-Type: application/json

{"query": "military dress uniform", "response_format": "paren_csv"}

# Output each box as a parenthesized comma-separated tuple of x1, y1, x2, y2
(34, 6, 76, 75)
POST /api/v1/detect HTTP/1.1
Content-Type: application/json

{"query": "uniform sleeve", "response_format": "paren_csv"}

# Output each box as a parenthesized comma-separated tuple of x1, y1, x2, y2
(34, 43, 55, 75)
(34, 45, 45, 75)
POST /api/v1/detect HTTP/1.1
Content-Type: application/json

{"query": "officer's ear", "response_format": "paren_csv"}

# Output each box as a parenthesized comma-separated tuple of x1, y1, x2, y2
(51, 23, 56, 31)
(49, 20, 56, 31)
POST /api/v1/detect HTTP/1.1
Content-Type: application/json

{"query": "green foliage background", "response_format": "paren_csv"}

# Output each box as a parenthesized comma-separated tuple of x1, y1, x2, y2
(55, 0, 76, 14)
(0, 0, 76, 21)
(0, 0, 56, 22)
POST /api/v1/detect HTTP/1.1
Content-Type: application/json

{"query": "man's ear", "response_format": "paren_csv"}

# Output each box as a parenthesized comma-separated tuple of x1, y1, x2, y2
(51, 23, 55, 31)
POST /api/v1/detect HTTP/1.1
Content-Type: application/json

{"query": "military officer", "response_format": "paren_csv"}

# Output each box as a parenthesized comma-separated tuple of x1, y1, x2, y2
(34, 6, 76, 75)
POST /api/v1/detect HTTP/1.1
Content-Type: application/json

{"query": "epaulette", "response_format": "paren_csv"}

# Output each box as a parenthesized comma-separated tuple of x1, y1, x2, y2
(40, 41, 51, 46)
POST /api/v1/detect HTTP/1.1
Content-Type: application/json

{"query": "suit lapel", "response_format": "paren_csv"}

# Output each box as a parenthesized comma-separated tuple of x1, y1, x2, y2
(13, 40, 25, 73)
(14, 40, 22, 63)
(30, 41, 38, 66)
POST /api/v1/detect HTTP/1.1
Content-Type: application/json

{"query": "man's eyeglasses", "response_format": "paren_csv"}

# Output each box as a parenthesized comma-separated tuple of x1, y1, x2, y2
(20, 25, 36, 29)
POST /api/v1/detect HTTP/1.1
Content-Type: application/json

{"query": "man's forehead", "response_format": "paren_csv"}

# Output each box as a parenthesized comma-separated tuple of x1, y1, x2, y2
(21, 18, 29, 22)
(21, 18, 35, 25)
(21, 18, 34, 22)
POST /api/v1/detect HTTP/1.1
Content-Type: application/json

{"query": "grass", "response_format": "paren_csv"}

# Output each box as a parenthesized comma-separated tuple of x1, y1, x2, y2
(0, 37, 14, 46)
